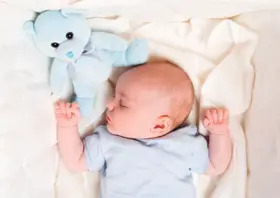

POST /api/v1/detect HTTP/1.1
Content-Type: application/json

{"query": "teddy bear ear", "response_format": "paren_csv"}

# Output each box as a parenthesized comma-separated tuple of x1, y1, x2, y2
(61, 9, 86, 18)
(23, 21, 36, 36)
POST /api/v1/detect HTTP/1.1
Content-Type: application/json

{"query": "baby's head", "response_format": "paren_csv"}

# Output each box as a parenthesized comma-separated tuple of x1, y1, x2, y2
(106, 62, 194, 139)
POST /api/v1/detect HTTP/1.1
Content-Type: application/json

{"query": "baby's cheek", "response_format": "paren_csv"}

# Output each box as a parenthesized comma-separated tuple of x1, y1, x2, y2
(121, 113, 134, 125)
(114, 111, 130, 127)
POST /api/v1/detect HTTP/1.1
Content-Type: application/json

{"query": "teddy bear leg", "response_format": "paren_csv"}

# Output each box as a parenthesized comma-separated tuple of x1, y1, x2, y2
(75, 97, 95, 116)
(126, 39, 149, 65)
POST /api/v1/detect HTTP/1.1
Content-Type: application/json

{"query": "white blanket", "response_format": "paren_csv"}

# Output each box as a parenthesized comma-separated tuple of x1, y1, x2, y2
(234, 10, 280, 198)
(0, 1, 260, 198)
(3, 0, 280, 18)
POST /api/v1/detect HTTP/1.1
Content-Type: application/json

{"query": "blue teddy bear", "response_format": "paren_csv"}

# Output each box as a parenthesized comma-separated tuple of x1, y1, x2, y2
(24, 9, 149, 116)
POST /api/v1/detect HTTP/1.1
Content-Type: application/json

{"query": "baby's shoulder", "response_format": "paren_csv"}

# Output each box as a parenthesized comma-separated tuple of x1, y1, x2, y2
(175, 124, 198, 136)
(166, 124, 199, 142)
(93, 125, 127, 144)
(161, 124, 207, 150)
(94, 125, 107, 133)
(94, 125, 112, 138)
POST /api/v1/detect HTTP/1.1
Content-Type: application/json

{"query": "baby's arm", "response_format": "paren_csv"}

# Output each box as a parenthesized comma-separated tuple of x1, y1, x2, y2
(55, 101, 87, 172)
(203, 108, 232, 176)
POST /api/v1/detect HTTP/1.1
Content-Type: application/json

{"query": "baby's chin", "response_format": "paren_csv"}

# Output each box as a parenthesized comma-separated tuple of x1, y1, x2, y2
(106, 124, 126, 137)
(106, 124, 115, 134)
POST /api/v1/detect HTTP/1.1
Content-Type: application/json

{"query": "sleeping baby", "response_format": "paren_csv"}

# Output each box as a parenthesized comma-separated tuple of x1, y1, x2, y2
(55, 62, 232, 198)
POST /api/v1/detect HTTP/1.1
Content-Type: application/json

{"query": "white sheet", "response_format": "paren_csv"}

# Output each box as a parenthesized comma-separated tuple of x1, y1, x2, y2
(0, 1, 277, 198)
(234, 11, 280, 198)
(77, 0, 280, 22)
(4, 0, 280, 20)
(0, 4, 57, 198)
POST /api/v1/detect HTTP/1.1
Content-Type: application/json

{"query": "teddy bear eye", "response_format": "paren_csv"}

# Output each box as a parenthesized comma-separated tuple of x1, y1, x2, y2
(66, 32, 74, 40)
(51, 42, 60, 48)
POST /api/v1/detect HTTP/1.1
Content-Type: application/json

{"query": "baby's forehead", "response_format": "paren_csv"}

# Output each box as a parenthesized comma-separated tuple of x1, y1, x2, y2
(116, 65, 184, 100)
(116, 61, 193, 98)
(117, 63, 177, 86)
(116, 78, 167, 101)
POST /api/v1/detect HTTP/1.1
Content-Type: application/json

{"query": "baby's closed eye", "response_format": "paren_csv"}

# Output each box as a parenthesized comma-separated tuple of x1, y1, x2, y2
(120, 101, 128, 108)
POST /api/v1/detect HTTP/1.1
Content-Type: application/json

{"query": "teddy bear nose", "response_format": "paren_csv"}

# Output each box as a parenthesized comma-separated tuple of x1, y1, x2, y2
(66, 51, 74, 59)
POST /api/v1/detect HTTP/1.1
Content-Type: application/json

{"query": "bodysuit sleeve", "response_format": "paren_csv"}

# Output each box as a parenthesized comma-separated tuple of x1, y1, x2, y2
(179, 125, 210, 174)
(188, 135, 210, 174)
(84, 132, 105, 171)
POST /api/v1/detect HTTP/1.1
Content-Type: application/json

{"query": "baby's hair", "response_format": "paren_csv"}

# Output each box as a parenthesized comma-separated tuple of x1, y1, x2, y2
(161, 62, 194, 128)
(119, 60, 195, 130)
(140, 61, 194, 128)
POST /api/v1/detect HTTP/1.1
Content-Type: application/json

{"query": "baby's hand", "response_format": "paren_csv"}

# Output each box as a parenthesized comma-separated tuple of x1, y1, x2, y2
(55, 101, 81, 127)
(203, 108, 229, 135)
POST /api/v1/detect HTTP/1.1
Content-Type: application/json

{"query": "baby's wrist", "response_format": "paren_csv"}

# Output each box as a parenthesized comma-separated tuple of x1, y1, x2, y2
(208, 127, 230, 136)
(209, 132, 230, 136)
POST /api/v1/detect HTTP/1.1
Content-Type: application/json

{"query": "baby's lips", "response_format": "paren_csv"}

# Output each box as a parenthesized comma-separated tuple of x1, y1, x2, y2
(106, 114, 112, 124)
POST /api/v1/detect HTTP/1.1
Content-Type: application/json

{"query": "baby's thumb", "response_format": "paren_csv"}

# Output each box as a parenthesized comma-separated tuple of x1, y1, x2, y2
(203, 118, 210, 128)
(75, 110, 81, 119)
(69, 108, 81, 120)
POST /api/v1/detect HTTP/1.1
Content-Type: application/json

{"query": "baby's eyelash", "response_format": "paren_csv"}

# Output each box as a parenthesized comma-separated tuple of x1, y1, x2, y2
(120, 102, 127, 108)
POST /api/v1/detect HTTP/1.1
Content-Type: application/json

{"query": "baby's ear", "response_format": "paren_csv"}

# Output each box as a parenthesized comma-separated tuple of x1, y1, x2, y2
(151, 115, 173, 136)
(61, 9, 86, 18)
(23, 21, 36, 36)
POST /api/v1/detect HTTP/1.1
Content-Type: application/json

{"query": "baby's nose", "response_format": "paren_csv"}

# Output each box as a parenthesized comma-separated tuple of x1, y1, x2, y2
(106, 98, 115, 111)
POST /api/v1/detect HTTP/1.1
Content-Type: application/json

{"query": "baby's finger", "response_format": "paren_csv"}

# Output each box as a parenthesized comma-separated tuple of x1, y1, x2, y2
(223, 109, 229, 120)
(68, 106, 80, 116)
(55, 108, 62, 114)
(66, 103, 72, 118)
(55, 107, 65, 118)
(211, 109, 218, 123)
(203, 117, 210, 128)
(57, 100, 66, 106)
(55, 105, 61, 113)
(74, 109, 81, 120)
(218, 109, 224, 123)
(55, 103, 60, 110)
(205, 110, 213, 123)
(59, 101, 66, 114)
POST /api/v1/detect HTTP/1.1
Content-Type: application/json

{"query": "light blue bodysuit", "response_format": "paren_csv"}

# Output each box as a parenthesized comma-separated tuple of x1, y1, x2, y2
(84, 125, 209, 198)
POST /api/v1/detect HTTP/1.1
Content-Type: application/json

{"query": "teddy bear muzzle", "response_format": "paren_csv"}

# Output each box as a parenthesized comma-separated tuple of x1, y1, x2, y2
(56, 39, 85, 62)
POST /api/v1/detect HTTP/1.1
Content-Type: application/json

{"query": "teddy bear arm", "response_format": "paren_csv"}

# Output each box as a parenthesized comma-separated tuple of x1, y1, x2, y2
(91, 32, 128, 51)
(50, 59, 73, 99)
(111, 39, 149, 67)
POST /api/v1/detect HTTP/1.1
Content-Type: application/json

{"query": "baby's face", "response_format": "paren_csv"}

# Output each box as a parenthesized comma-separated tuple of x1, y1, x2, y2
(106, 72, 170, 139)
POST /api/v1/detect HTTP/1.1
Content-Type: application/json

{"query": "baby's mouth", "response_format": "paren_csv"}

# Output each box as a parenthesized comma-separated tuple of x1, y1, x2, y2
(106, 115, 112, 123)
